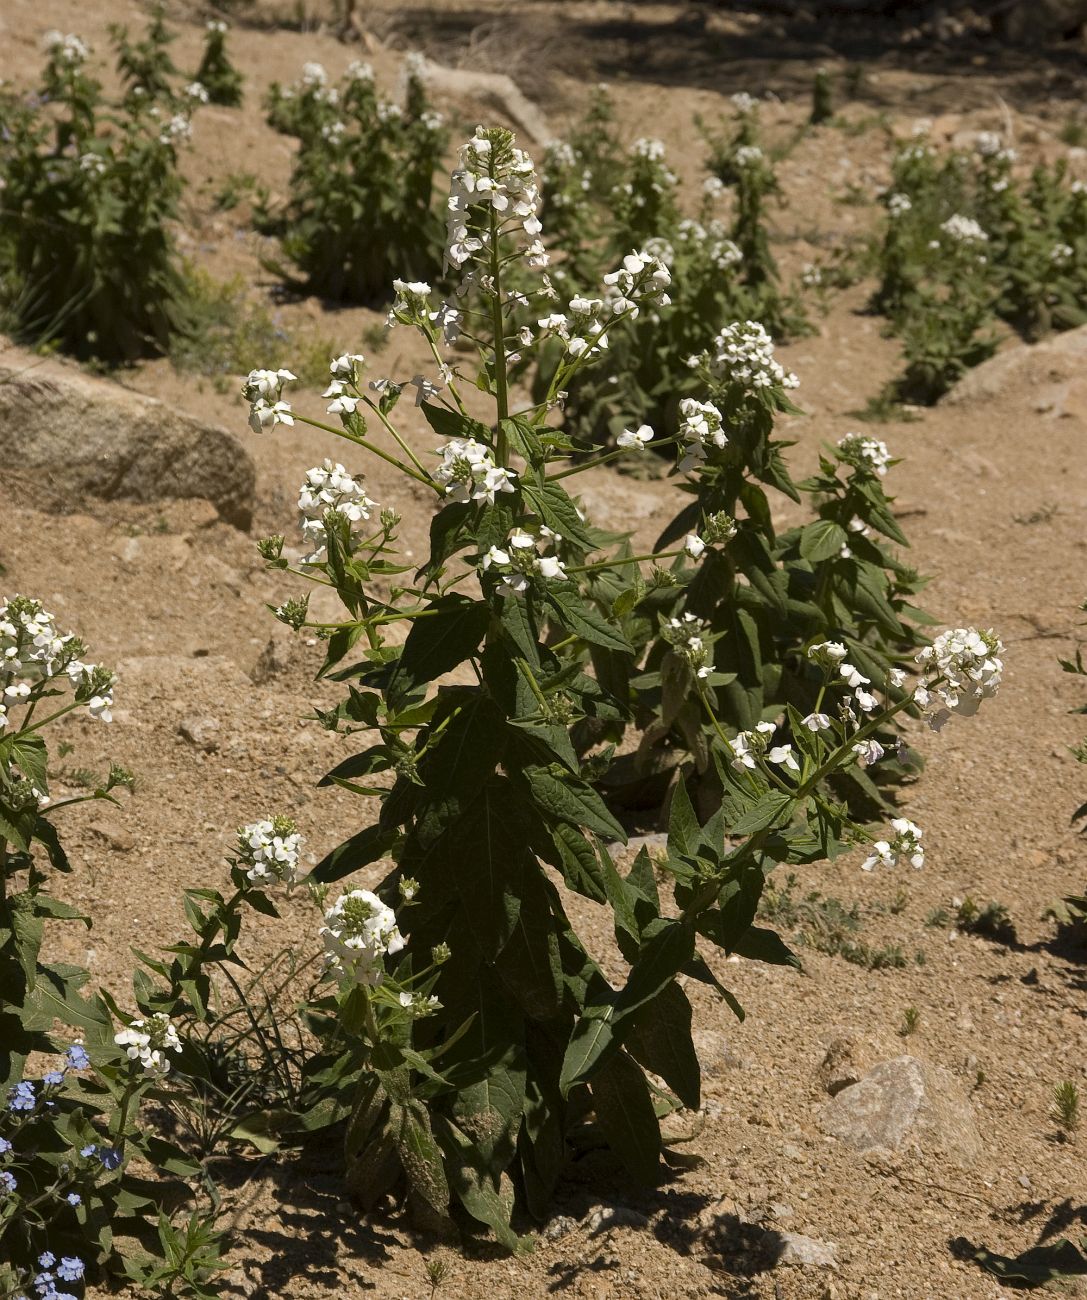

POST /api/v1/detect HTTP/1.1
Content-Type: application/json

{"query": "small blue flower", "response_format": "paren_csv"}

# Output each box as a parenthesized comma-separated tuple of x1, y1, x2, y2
(99, 1147, 122, 1170)
(0, 1137, 11, 1154)
(43, 1071, 65, 1087)
(38, 1253, 55, 1268)
(66, 1192, 81, 1206)
(0, 1170, 16, 1193)
(9, 1081, 36, 1111)
(79, 1144, 97, 1158)
(56, 1258, 84, 1282)
(66, 1045, 90, 1071)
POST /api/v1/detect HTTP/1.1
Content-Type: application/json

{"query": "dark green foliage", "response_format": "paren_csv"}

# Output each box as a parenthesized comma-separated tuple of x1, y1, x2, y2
(194, 22, 243, 108)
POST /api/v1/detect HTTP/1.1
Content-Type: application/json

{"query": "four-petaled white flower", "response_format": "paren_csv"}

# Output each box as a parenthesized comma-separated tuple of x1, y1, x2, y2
(617, 424, 654, 451)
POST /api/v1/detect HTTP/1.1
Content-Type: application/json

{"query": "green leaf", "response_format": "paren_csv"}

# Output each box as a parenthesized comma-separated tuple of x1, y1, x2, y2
(523, 765, 626, 843)
(434, 1115, 530, 1253)
(10, 734, 48, 789)
(312, 823, 398, 883)
(730, 790, 793, 836)
(561, 919, 694, 1090)
(387, 596, 490, 707)
(731, 926, 800, 969)
(420, 402, 492, 444)
(544, 586, 633, 655)
(799, 519, 849, 563)
(520, 480, 596, 551)
(626, 981, 701, 1110)
(591, 1050, 661, 1183)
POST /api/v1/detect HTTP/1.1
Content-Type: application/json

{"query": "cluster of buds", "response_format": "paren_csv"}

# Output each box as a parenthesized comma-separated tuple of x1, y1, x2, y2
(663, 613, 712, 679)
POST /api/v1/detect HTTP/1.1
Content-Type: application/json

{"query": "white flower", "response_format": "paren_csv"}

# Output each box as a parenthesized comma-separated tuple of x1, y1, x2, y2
(114, 1013, 182, 1078)
(808, 640, 848, 668)
(703, 320, 798, 393)
(941, 213, 987, 243)
(434, 438, 516, 505)
(801, 712, 832, 731)
(862, 817, 923, 871)
(974, 131, 1002, 157)
(915, 627, 1003, 725)
(617, 424, 654, 451)
(730, 91, 757, 113)
(684, 534, 707, 560)
(297, 460, 376, 563)
(322, 891, 404, 986)
(854, 688, 879, 713)
(185, 82, 209, 104)
(536, 555, 567, 581)
(445, 127, 543, 273)
(243, 368, 296, 401)
(248, 399, 294, 433)
(887, 192, 912, 218)
(677, 397, 727, 473)
(836, 433, 890, 477)
(237, 817, 304, 886)
(839, 662, 869, 689)
(767, 744, 799, 772)
(602, 249, 671, 308)
(852, 739, 885, 768)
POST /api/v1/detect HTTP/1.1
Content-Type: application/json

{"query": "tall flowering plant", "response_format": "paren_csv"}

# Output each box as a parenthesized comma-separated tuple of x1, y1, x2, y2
(0, 33, 190, 363)
(245, 126, 1005, 1246)
(0, 599, 224, 1292)
(606, 323, 933, 817)
(267, 57, 447, 304)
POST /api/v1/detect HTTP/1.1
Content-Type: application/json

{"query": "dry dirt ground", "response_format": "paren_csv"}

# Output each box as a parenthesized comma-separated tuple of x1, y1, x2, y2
(3, 1, 1087, 1297)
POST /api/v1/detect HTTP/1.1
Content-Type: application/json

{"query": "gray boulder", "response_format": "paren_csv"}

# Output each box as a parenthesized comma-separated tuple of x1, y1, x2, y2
(818, 1055, 981, 1164)
(0, 343, 255, 528)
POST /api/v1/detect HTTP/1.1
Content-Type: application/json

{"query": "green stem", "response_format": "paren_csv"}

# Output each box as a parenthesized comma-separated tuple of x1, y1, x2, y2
(548, 435, 680, 482)
(360, 397, 432, 482)
(297, 413, 440, 493)
(489, 205, 510, 462)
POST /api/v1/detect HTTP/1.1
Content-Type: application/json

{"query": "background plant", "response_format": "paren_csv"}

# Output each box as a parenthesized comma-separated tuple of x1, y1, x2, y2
(0, 34, 190, 363)
(265, 56, 447, 304)
(194, 20, 242, 108)
(0, 597, 226, 1296)
(238, 124, 1005, 1249)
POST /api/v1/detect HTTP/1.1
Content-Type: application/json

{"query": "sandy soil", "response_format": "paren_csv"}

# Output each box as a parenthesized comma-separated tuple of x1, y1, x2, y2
(3, 1, 1087, 1297)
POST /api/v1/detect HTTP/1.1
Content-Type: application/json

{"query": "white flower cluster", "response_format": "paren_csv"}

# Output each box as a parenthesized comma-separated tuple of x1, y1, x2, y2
(887, 193, 912, 218)
(207, 19, 228, 33)
(676, 218, 742, 271)
(301, 61, 328, 88)
(602, 249, 672, 310)
(445, 128, 545, 271)
(244, 368, 296, 432)
(863, 818, 924, 871)
(43, 31, 89, 63)
(321, 889, 405, 986)
(79, 153, 108, 176)
(1051, 243, 1074, 266)
(237, 817, 304, 886)
(974, 131, 1001, 157)
(298, 460, 376, 563)
(678, 397, 728, 473)
(185, 81, 209, 104)
(0, 596, 113, 730)
(836, 432, 891, 477)
(665, 613, 711, 679)
(703, 175, 726, 201)
(158, 114, 192, 148)
(434, 438, 516, 505)
(482, 527, 567, 596)
(731, 91, 757, 113)
(734, 145, 764, 169)
(346, 59, 373, 82)
(914, 627, 1003, 728)
(705, 320, 799, 393)
(940, 213, 987, 244)
(115, 1013, 182, 1078)
(730, 720, 798, 774)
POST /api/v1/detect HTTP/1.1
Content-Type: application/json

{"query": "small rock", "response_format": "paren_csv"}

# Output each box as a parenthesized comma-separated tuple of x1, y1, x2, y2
(818, 1055, 981, 1163)
(543, 1214, 578, 1241)
(819, 1036, 863, 1097)
(583, 1205, 649, 1234)
(178, 716, 221, 752)
(88, 818, 135, 853)
(775, 1232, 839, 1269)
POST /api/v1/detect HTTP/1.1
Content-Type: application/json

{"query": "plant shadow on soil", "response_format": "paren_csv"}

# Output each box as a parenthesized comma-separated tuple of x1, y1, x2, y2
(379, 3, 1087, 108)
